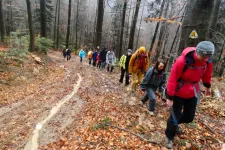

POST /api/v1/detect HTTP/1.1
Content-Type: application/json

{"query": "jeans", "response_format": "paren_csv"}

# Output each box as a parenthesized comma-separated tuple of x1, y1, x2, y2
(141, 88, 156, 111)
(119, 68, 129, 85)
(80, 57, 83, 62)
(165, 96, 197, 140)
(101, 61, 106, 69)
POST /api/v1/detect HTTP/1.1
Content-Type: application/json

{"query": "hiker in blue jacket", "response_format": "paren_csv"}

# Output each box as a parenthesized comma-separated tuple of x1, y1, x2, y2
(140, 60, 166, 115)
(79, 49, 86, 63)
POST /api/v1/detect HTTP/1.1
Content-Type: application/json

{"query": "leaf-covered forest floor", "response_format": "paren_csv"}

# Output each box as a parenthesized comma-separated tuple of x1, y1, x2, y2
(0, 50, 225, 150)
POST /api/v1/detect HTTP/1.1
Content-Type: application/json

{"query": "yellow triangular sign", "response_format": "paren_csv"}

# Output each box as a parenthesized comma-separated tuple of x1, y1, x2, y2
(189, 30, 198, 39)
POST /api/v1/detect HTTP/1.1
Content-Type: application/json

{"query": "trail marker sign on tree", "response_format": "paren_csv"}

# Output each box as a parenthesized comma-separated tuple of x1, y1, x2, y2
(189, 30, 198, 39)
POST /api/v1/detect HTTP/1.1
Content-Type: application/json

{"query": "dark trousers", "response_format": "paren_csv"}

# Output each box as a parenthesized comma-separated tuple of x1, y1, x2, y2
(89, 58, 92, 65)
(80, 57, 83, 62)
(165, 96, 197, 140)
(66, 54, 71, 61)
(93, 60, 97, 66)
(119, 68, 129, 85)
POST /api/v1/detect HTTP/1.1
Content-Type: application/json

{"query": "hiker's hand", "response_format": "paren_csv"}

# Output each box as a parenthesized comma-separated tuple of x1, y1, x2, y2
(166, 99, 173, 107)
(205, 88, 211, 96)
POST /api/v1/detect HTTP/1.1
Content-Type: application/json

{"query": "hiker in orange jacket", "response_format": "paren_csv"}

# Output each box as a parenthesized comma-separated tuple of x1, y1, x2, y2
(129, 46, 149, 94)
(87, 49, 93, 65)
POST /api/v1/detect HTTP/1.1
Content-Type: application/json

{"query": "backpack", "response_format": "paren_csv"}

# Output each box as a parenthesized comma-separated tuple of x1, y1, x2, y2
(181, 50, 211, 73)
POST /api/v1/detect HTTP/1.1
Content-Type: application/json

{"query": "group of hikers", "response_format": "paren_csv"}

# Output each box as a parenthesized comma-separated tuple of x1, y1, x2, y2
(62, 41, 215, 149)
(77, 46, 117, 73)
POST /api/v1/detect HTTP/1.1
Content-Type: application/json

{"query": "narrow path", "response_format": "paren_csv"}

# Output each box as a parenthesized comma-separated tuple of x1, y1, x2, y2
(24, 73, 82, 150)
(0, 51, 85, 149)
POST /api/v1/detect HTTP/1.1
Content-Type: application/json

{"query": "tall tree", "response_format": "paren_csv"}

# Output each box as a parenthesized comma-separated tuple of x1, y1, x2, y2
(128, 0, 141, 50)
(135, 3, 145, 51)
(95, 0, 104, 47)
(0, 0, 5, 43)
(56, 0, 60, 48)
(66, 0, 72, 48)
(26, 0, 35, 51)
(210, 0, 221, 30)
(152, 0, 169, 63)
(148, 0, 166, 59)
(75, 0, 79, 49)
(53, 0, 59, 49)
(40, 0, 47, 37)
(118, 0, 127, 57)
(178, 0, 215, 55)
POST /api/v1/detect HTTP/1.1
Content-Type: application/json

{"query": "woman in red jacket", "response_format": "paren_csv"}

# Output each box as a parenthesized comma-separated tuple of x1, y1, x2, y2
(165, 41, 215, 149)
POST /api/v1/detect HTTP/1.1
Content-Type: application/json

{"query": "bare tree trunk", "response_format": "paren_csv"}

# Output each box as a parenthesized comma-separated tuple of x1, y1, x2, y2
(53, 0, 59, 49)
(0, 0, 5, 43)
(209, 0, 220, 30)
(40, 0, 47, 37)
(152, 0, 169, 63)
(95, 0, 104, 47)
(75, 0, 79, 49)
(118, 1, 127, 58)
(26, 0, 35, 52)
(66, 0, 72, 48)
(124, 1, 133, 51)
(93, 6, 97, 47)
(56, 0, 60, 48)
(148, 0, 166, 58)
(135, 4, 144, 51)
(178, 0, 215, 55)
(128, 0, 141, 50)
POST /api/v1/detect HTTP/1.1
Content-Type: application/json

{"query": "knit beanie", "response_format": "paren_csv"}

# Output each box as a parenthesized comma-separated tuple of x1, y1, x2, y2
(196, 41, 215, 56)
(128, 49, 133, 54)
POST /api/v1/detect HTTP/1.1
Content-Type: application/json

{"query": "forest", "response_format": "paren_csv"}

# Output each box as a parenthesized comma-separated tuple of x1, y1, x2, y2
(0, 0, 225, 149)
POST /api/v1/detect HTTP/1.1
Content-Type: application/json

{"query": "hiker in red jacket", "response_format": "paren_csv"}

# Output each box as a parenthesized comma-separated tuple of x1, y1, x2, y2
(165, 41, 215, 149)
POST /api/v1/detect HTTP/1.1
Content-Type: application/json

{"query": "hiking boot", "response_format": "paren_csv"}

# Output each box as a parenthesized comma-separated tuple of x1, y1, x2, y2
(148, 110, 156, 116)
(131, 91, 135, 97)
(165, 137, 173, 149)
(176, 126, 183, 135)
(141, 100, 145, 105)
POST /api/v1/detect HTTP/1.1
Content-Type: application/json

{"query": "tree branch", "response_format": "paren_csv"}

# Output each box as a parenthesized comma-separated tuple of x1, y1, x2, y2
(105, 123, 161, 145)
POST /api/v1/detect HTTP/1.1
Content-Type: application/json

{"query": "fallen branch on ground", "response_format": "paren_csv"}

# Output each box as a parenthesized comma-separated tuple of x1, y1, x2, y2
(104, 123, 161, 145)
(197, 119, 215, 134)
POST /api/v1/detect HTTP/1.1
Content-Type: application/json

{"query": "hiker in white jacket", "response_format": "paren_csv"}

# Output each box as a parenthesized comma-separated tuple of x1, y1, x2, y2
(106, 50, 116, 73)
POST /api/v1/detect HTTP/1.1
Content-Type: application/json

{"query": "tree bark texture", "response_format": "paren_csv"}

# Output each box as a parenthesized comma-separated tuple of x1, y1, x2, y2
(209, 0, 221, 30)
(0, 0, 5, 43)
(128, 0, 141, 50)
(56, 0, 60, 48)
(53, 0, 59, 49)
(75, 0, 79, 49)
(118, 1, 127, 58)
(66, 0, 72, 48)
(148, 0, 166, 58)
(95, 0, 104, 48)
(152, 0, 169, 63)
(178, 0, 215, 55)
(135, 3, 144, 51)
(26, 0, 35, 52)
(40, 0, 47, 37)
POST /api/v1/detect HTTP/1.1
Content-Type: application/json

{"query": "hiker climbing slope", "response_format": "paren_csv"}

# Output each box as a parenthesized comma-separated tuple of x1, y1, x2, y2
(119, 49, 133, 86)
(140, 60, 166, 116)
(165, 41, 215, 149)
(129, 47, 149, 94)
